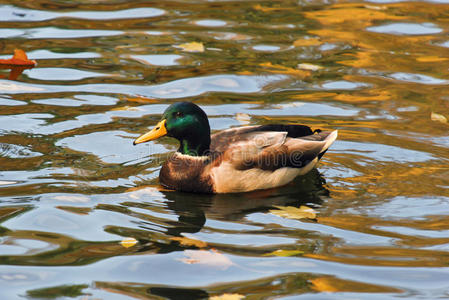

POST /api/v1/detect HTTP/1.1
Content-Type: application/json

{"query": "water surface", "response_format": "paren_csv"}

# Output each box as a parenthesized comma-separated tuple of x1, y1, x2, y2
(1, 0, 449, 299)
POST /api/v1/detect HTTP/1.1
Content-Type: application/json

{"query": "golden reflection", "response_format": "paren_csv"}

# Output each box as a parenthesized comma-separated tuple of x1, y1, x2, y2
(310, 276, 402, 293)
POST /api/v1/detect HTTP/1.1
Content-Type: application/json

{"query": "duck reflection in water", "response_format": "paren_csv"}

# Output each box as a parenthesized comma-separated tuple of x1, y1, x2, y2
(161, 168, 327, 237)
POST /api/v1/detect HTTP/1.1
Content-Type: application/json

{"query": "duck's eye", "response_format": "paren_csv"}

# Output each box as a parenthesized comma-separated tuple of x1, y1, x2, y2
(174, 111, 183, 118)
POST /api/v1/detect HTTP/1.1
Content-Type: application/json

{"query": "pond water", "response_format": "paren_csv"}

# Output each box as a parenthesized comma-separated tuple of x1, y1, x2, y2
(1, 0, 449, 299)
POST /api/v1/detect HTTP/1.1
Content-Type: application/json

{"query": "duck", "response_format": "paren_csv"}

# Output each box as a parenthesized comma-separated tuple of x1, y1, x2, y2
(133, 102, 337, 193)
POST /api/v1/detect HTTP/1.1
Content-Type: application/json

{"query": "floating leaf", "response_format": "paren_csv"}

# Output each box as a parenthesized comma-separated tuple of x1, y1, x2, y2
(171, 235, 208, 248)
(0, 49, 36, 67)
(210, 294, 245, 300)
(120, 237, 138, 248)
(297, 63, 323, 71)
(175, 42, 205, 52)
(269, 205, 317, 220)
(127, 187, 162, 199)
(179, 249, 234, 270)
(0, 49, 36, 80)
(263, 249, 304, 257)
(235, 113, 251, 124)
(431, 112, 447, 123)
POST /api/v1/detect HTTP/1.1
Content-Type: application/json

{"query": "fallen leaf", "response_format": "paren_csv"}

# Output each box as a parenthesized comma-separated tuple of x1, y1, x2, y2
(171, 235, 208, 248)
(127, 187, 162, 199)
(0, 49, 36, 81)
(235, 113, 251, 124)
(431, 112, 447, 123)
(179, 249, 234, 270)
(120, 237, 138, 248)
(269, 205, 317, 220)
(263, 249, 304, 257)
(0, 49, 36, 67)
(210, 294, 245, 300)
(175, 42, 205, 52)
(297, 63, 323, 71)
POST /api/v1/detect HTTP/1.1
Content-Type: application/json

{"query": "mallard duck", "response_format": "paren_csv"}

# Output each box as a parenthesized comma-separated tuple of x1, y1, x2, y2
(134, 102, 337, 193)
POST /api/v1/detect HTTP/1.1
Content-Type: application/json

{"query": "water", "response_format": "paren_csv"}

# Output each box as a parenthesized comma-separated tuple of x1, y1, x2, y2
(1, 0, 449, 299)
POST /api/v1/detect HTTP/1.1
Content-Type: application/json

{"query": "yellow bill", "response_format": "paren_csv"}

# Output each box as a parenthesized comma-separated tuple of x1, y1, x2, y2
(133, 119, 167, 145)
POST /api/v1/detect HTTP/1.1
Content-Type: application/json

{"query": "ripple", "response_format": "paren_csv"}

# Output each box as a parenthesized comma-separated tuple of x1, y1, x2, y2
(1, 5, 165, 21)
(25, 50, 101, 60)
(367, 22, 442, 35)
(131, 54, 183, 66)
(355, 196, 449, 219)
(252, 45, 281, 52)
(0, 75, 285, 98)
(0, 113, 53, 133)
(389, 72, 449, 85)
(26, 68, 106, 81)
(56, 130, 166, 164)
(320, 80, 369, 90)
(194, 19, 227, 27)
(0, 143, 42, 158)
(1, 27, 122, 39)
(33, 95, 117, 107)
(0, 97, 26, 106)
(332, 141, 434, 163)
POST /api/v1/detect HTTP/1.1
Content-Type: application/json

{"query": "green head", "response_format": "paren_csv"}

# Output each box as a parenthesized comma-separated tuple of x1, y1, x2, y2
(134, 102, 211, 156)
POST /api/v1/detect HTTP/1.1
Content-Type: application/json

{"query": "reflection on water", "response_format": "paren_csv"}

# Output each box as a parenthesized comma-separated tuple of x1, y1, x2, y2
(1, 0, 449, 299)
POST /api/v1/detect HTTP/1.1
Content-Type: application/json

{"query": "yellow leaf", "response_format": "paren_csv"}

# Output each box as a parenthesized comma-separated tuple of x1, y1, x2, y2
(176, 42, 205, 52)
(210, 294, 245, 300)
(179, 249, 234, 270)
(235, 113, 251, 124)
(171, 236, 208, 248)
(120, 237, 138, 248)
(269, 205, 317, 220)
(297, 63, 323, 71)
(431, 112, 447, 123)
(263, 249, 304, 257)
